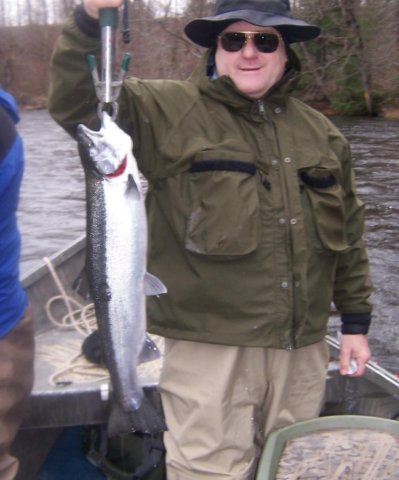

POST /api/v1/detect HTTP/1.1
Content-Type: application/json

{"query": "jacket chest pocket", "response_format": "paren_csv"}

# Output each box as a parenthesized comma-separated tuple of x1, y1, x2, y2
(300, 169, 349, 252)
(185, 160, 259, 256)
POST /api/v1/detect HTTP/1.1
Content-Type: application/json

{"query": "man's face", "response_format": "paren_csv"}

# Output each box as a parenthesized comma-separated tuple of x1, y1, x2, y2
(215, 21, 288, 99)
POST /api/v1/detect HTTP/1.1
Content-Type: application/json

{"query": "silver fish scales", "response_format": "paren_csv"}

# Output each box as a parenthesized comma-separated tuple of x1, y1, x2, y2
(77, 112, 167, 436)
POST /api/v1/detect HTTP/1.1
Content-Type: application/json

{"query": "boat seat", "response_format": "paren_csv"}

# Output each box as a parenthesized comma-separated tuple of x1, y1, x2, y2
(255, 415, 399, 480)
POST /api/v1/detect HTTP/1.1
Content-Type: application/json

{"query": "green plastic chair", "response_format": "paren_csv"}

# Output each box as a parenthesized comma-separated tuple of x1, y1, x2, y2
(255, 415, 399, 479)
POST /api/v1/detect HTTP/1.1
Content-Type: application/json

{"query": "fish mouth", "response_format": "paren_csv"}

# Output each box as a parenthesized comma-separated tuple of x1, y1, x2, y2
(77, 123, 128, 178)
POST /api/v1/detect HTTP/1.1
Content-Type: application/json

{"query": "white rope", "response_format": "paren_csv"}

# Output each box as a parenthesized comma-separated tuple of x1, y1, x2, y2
(42, 257, 108, 385)
(43, 256, 97, 336)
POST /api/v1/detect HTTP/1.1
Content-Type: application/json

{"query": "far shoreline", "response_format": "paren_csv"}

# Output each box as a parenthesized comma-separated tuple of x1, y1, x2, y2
(18, 97, 399, 120)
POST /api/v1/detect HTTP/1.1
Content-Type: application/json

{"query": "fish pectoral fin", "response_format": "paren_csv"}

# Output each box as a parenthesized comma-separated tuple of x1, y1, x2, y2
(127, 174, 141, 199)
(143, 272, 167, 296)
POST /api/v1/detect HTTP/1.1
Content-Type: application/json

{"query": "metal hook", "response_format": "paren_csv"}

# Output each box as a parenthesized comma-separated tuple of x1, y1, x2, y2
(87, 7, 131, 120)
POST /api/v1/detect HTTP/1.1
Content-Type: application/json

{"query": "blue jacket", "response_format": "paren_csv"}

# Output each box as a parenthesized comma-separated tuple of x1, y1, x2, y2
(0, 88, 28, 336)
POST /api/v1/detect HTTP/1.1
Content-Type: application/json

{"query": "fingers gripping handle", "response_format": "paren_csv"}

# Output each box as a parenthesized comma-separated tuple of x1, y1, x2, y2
(87, 8, 131, 119)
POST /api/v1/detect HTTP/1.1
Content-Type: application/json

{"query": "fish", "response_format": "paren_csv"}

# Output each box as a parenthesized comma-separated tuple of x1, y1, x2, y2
(77, 112, 167, 436)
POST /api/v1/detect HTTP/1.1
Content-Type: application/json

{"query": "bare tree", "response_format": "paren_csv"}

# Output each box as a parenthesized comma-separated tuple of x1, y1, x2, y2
(60, 0, 80, 18)
(0, 0, 5, 26)
(366, 0, 399, 90)
(340, 0, 374, 114)
(0, 0, 397, 113)
(185, 0, 214, 17)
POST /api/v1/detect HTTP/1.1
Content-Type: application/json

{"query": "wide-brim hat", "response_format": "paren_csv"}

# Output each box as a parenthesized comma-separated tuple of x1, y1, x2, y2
(184, 0, 320, 47)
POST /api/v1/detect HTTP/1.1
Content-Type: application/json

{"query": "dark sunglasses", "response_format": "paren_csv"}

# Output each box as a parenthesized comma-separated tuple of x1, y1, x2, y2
(218, 31, 281, 53)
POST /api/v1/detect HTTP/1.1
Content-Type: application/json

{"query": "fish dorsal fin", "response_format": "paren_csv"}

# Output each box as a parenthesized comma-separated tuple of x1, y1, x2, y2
(144, 272, 167, 296)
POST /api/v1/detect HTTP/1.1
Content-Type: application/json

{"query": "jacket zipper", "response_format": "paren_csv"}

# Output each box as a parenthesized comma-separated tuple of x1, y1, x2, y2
(257, 99, 267, 120)
(257, 99, 297, 350)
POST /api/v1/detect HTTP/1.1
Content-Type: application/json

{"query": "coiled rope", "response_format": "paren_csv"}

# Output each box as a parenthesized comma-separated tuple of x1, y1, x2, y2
(41, 257, 109, 386)
(43, 257, 97, 336)
(40, 257, 162, 388)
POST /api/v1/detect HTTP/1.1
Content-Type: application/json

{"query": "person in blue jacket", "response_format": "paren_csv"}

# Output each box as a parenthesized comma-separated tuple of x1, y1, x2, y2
(0, 87, 34, 480)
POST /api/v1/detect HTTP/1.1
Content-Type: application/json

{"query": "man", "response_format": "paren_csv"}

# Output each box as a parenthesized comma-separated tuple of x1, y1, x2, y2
(0, 87, 34, 480)
(48, 1, 373, 478)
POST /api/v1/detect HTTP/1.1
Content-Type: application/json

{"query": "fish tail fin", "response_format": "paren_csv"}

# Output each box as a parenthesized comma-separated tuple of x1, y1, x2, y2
(129, 395, 167, 435)
(108, 396, 167, 437)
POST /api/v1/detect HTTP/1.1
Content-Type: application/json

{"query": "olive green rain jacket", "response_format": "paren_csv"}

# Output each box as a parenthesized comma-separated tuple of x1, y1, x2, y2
(48, 13, 372, 350)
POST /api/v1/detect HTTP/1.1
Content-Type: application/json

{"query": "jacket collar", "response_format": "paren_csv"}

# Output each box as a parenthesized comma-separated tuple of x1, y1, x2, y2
(189, 48, 300, 122)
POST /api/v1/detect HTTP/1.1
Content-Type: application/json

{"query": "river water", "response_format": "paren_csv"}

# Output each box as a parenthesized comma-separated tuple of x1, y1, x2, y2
(17, 110, 399, 373)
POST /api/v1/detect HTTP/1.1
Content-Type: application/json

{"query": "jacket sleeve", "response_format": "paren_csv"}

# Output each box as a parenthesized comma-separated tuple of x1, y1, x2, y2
(48, 7, 103, 138)
(48, 7, 158, 177)
(331, 134, 373, 334)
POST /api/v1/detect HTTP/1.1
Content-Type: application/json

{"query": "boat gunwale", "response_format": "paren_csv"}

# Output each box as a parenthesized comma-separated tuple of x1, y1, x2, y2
(21, 234, 86, 289)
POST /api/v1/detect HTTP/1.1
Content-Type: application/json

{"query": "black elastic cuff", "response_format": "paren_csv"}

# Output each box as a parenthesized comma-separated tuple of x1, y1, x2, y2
(341, 324, 369, 335)
(74, 4, 101, 38)
(341, 312, 371, 335)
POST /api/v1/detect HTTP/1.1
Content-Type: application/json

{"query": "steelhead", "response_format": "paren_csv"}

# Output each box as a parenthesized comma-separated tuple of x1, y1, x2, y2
(77, 112, 167, 436)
